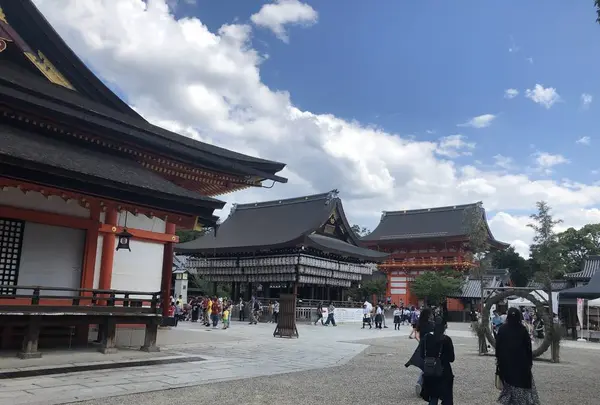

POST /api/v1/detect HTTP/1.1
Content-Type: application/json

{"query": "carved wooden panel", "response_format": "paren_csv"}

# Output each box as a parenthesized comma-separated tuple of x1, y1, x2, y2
(0, 217, 24, 295)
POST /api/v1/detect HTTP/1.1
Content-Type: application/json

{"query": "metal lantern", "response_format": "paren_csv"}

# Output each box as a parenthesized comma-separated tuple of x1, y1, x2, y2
(116, 228, 133, 251)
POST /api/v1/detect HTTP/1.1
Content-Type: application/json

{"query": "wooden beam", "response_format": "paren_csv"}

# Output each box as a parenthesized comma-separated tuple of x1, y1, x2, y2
(98, 224, 179, 244)
(0, 203, 94, 229)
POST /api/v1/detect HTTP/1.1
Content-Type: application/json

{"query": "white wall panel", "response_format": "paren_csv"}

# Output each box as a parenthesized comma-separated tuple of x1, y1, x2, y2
(18, 223, 85, 296)
(0, 187, 89, 218)
(391, 288, 407, 295)
(390, 282, 406, 288)
(117, 212, 165, 233)
(93, 235, 104, 289)
(390, 277, 407, 282)
(111, 240, 163, 295)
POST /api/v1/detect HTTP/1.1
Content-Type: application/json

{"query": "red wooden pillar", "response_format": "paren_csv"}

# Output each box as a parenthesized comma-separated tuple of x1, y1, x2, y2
(161, 223, 176, 317)
(98, 208, 118, 292)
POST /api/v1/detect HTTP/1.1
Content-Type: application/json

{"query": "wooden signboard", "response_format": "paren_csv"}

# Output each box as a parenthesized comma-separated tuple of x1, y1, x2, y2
(273, 293, 299, 338)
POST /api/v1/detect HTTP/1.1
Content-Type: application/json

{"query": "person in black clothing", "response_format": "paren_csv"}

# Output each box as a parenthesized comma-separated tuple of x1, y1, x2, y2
(314, 302, 324, 325)
(496, 307, 540, 405)
(405, 307, 434, 396)
(420, 316, 455, 405)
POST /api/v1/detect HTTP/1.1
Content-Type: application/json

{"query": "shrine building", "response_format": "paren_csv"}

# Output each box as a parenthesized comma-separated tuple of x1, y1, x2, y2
(361, 203, 508, 309)
(0, 0, 286, 357)
(176, 191, 389, 302)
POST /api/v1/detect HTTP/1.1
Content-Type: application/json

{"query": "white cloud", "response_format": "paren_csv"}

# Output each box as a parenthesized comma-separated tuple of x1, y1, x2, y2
(32, 0, 600, 258)
(525, 84, 560, 109)
(250, 0, 317, 42)
(533, 152, 569, 174)
(581, 93, 593, 109)
(436, 134, 475, 158)
(493, 154, 514, 170)
(576, 136, 591, 145)
(526, 57, 534, 64)
(504, 88, 519, 99)
(457, 114, 496, 129)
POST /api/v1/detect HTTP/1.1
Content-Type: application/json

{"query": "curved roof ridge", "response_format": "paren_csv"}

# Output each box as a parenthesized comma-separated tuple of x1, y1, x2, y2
(382, 202, 481, 217)
(235, 190, 338, 211)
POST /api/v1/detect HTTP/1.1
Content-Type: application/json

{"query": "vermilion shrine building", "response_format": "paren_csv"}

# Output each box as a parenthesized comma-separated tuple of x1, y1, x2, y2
(361, 203, 508, 310)
(0, 1, 286, 357)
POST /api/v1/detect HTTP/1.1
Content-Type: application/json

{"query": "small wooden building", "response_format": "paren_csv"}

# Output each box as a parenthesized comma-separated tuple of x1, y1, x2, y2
(361, 202, 508, 307)
(0, 1, 286, 357)
(176, 191, 388, 301)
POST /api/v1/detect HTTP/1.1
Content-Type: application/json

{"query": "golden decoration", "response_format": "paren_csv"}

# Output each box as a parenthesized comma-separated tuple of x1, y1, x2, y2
(171, 235, 177, 241)
(111, 226, 117, 232)
(24, 51, 75, 90)
(0, 7, 7, 25)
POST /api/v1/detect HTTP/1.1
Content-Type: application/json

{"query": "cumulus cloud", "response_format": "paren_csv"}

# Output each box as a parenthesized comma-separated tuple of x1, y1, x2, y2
(504, 88, 519, 99)
(533, 152, 569, 174)
(436, 135, 475, 158)
(250, 0, 317, 42)
(576, 136, 591, 145)
(581, 93, 593, 109)
(493, 155, 514, 170)
(457, 114, 496, 129)
(31, 0, 600, 256)
(525, 84, 560, 109)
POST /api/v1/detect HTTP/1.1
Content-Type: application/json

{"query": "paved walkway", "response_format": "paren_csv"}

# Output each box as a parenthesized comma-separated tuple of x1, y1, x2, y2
(0, 320, 595, 405)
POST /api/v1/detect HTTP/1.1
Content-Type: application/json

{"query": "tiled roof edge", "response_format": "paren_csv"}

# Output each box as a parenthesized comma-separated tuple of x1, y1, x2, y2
(381, 202, 481, 217)
(234, 190, 338, 211)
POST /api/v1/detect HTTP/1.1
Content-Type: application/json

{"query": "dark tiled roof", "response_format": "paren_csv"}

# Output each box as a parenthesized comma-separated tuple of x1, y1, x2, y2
(560, 269, 600, 299)
(450, 274, 504, 299)
(564, 256, 600, 280)
(0, 125, 222, 223)
(362, 203, 508, 247)
(527, 280, 570, 291)
(0, 2, 287, 183)
(176, 191, 389, 261)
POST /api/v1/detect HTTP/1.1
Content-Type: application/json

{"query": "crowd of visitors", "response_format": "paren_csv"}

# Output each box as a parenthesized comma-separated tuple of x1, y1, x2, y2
(169, 295, 280, 328)
(402, 304, 541, 405)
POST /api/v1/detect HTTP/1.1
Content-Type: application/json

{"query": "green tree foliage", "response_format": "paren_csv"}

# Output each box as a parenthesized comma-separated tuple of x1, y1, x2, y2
(347, 278, 387, 301)
(176, 227, 213, 243)
(411, 270, 464, 306)
(556, 224, 600, 273)
(351, 224, 371, 237)
(490, 246, 534, 287)
(596, 0, 600, 22)
(528, 201, 564, 281)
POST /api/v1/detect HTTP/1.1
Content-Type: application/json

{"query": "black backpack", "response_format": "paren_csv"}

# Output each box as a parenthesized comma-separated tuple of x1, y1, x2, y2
(254, 300, 261, 311)
(422, 333, 444, 377)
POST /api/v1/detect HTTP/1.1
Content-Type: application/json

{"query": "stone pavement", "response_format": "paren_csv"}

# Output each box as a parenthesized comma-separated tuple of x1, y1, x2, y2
(0, 320, 593, 405)
(0, 320, 407, 405)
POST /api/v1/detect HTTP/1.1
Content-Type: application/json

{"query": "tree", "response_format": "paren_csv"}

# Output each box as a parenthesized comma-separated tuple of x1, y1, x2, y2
(557, 224, 600, 274)
(490, 246, 534, 287)
(463, 202, 493, 353)
(176, 227, 213, 243)
(351, 224, 371, 237)
(411, 270, 464, 306)
(527, 201, 563, 362)
(348, 278, 387, 302)
(596, 0, 600, 22)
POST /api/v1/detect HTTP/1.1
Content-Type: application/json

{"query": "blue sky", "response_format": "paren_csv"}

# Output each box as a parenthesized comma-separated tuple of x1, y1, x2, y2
(36, 0, 600, 256)
(182, 0, 600, 182)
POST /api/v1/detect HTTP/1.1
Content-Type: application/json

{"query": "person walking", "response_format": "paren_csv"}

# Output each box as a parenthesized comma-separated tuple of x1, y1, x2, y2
(375, 303, 383, 329)
(238, 298, 245, 322)
(420, 316, 455, 405)
(393, 306, 402, 330)
(314, 301, 325, 325)
(408, 307, 434, 396)
(495, 307, 540, 405)
(323, 301, 337, 326)
(273, 300, 280, 324)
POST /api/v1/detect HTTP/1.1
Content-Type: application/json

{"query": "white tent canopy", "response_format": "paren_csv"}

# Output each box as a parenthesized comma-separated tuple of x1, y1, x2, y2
(507, 290, 559, 315)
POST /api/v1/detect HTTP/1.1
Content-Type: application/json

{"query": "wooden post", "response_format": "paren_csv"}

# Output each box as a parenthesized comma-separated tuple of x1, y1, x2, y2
(18, 316, 42, 359)
(99, 318, 117, 354)
(161, 223, 176, 317)
(140, 319, 160, 352)
(99, 208, 118, 292)
(273, 292, 299, 338)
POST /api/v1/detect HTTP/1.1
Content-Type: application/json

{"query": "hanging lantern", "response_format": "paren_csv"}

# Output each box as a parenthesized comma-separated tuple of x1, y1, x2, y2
(116, 228, 133, 251)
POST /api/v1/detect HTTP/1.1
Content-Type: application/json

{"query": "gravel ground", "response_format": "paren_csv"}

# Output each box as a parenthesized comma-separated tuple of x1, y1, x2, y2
(72, 335, 596, 405)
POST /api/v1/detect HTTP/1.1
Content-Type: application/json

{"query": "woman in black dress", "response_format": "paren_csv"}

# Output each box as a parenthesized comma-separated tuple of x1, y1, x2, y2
(495, 307, 540, 405)
(420, 316, 455, 405)
(405, 307, 434, 396)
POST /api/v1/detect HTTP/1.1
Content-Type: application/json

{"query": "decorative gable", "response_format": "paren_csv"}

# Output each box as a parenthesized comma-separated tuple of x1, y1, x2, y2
(316, 209, 354, 244)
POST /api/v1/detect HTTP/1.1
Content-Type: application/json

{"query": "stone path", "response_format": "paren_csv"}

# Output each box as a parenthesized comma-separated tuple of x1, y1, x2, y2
(0, 320, 594, 405)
